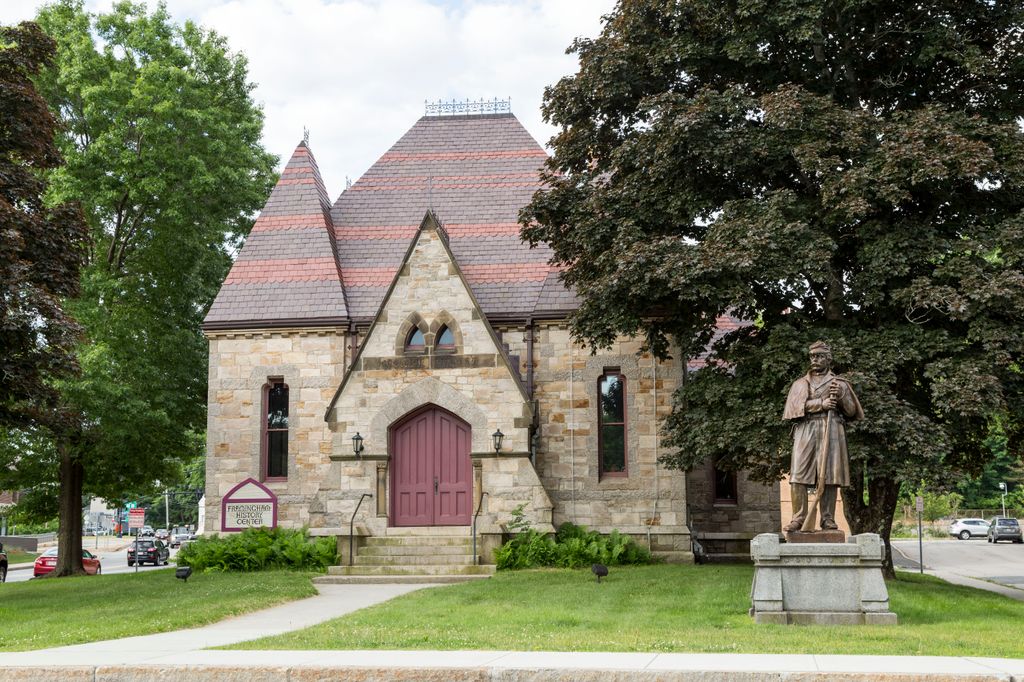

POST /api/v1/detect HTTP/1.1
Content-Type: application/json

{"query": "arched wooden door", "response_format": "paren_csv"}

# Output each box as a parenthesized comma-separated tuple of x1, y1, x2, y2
(390, 405, 472, 526)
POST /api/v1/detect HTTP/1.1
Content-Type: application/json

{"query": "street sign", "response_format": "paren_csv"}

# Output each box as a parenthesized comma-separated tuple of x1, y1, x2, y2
(128, 508, 145, 529)
(915, 496, 924, 513)
(126, 502, 137, 509)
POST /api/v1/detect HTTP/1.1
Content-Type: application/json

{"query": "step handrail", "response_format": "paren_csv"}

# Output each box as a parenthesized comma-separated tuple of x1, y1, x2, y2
(472, 491, 488, 565)
(349, 493, 372, 566)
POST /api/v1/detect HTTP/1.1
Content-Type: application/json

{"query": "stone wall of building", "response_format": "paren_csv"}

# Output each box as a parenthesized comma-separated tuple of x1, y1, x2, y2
(686, 462, 781, 560)
(203, 226, 777, 561)
(528, 322, 692, 560)
(325, 225, 553, 534)
(203, 328, 348, 533)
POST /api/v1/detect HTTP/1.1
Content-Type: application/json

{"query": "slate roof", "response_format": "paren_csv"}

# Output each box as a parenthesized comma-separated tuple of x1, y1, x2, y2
(204, 113, 575, 330)
(204, 142, 348, 329)
(331, 113, 564, 323)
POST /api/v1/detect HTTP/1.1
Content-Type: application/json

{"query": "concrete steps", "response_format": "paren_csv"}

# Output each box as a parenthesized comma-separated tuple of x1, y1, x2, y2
(358, 543, 472, 556)
(319, 530, 494, 584)
(328, 563, 494, 576)
(355, 554, 476, 566)
(364, 536, 473, 547)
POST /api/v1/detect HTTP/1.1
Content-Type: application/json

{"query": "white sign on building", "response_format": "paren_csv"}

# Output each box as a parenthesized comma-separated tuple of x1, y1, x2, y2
(220, 478, 278, 532)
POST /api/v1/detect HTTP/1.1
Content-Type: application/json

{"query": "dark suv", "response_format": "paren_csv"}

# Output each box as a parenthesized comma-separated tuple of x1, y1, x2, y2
(1, 542, 7, 583)
(987, 517, 1023, 544)
(127, 539, 170, 566)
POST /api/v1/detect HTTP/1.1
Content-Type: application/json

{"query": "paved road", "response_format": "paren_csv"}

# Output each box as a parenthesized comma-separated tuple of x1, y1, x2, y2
(892, 538, 1024, 590)
(6, 540, 181, 583)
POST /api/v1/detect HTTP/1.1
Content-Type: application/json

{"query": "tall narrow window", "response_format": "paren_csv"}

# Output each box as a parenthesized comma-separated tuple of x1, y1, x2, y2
(436, 325, 455, 352)
(264, 380, 288, 480)
(713, 463, 737, 505)
(405, 328, 425, 353)
(598, 370, 627, 477)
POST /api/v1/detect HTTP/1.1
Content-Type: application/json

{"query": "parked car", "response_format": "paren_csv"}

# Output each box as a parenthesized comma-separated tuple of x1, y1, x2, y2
(1, 542, 7, 583)
(987, 517, 1023, 543)
(949, 518, 990, 540)
(155, 528, 169, 540)
(33, 547, 102, 577)
(128, 539, 170, 566)
(169, 527, 192, 548)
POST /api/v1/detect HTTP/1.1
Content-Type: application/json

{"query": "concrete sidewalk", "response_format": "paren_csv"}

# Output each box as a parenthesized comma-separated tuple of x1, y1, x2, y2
(1, 581, 1023, 680)
(0, 583, 433, 666)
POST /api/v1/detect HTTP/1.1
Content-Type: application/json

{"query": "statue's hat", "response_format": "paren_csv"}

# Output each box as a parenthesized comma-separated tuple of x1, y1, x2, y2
(808, 340, 831, 355)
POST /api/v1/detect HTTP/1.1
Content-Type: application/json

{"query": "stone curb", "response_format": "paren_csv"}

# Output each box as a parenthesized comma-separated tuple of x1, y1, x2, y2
(0, 664, 1019, 681)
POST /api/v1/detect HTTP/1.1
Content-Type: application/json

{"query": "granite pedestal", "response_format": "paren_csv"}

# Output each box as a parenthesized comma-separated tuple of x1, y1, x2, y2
(750, 532, 897, 625)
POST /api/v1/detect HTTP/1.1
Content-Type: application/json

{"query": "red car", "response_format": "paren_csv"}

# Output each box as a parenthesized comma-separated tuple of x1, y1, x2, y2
(33, 547, 102, 577)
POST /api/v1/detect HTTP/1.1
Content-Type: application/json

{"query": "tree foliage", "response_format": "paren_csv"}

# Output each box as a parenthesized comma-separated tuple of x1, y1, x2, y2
(955, 425, 1024, 510)
(522, 0, 1024, 569)
(5, 0, 276, 576)
(0, 21, 87, 428)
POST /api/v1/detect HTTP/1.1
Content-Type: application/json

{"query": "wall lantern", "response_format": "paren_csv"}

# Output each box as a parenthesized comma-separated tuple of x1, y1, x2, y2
(492, 429, 504, 455)
(352, 432, 364, 457)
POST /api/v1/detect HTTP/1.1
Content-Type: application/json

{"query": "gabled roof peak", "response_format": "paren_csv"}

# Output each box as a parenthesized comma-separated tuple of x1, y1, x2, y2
(202, 138, 348, 330)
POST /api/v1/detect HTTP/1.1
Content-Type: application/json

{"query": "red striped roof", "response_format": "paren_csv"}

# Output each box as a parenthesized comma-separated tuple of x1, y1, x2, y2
(204, 113, 575, 330)
(204, 142, 348, 327)
(331, 113, 568, 322)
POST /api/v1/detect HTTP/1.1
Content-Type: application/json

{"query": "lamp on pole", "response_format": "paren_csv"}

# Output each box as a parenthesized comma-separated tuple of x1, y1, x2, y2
(998, 482, 1007, 517)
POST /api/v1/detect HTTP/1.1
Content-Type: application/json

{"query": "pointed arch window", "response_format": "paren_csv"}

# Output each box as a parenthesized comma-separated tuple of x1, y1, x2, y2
(436, 325, 455, 352)
(405, 328, 425, 353)
(598, 369, 627, 478)
(262, 379, 288, 480)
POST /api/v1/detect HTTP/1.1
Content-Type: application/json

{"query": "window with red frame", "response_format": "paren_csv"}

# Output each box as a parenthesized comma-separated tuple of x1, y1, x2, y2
(598, 370, 627, 477)
(264, 380, 288, 479)
(713, 463, 737, 505)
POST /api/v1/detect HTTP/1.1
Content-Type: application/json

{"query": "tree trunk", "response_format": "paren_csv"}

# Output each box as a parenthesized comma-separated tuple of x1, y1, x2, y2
(842, 469, 900, 579)
(54, 439, 85, 577)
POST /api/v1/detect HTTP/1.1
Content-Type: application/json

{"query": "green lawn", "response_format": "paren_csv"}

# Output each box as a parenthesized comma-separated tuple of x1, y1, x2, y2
(0, 569, 317, 651)
(230, 564, 1024, 656)
(4, 549, 39, 565)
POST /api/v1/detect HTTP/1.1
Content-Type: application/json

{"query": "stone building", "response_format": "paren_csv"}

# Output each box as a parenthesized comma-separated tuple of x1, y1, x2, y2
(202, 107, 778, 573)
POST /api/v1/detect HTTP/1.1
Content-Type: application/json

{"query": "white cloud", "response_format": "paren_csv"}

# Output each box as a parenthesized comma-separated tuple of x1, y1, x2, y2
(2, 0, 614, 198)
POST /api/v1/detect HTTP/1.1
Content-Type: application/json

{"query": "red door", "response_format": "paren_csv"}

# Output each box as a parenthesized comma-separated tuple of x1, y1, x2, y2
(391, 406, 472, 526)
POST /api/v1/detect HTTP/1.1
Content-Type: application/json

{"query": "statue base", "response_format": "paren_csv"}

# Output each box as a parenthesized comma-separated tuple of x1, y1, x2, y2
(750, 533, 897, 626)
(784, 529, 845, 544)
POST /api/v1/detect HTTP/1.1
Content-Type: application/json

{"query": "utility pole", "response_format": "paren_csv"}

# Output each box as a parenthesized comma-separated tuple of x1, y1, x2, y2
(999, 482, 1007, 517)
(165, 489, 170, 530)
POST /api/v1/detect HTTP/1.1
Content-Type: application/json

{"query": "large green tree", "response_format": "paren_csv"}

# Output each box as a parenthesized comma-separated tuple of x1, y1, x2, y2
(523, 0, 1024, 572)
(15, 0, 275, 576)
(0, 21, 87, 429)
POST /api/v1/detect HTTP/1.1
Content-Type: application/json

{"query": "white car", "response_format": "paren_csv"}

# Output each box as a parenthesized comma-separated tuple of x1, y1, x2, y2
(949, 518, 990, 540)
(169, 527, 193, 548)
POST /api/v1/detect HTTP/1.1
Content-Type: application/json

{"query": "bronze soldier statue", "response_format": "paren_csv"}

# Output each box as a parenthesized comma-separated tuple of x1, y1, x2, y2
(783, 341, 864, 532)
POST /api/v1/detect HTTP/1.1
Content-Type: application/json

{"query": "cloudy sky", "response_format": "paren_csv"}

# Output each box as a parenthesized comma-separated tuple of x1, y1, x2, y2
(1, 0, 615, 196)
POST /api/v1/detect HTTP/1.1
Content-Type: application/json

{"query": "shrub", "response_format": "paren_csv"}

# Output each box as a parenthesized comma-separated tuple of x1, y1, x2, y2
(890, 522, 914, 538)
(176, 527, 336, 572)
(495, 517, 653, 570)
